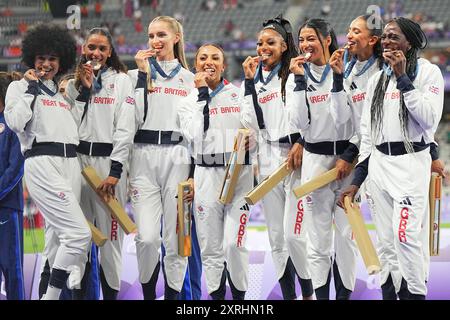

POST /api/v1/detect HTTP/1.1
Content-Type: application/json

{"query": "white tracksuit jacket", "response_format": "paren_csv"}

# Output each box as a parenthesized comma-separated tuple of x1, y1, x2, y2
(354, 58, 444, 296)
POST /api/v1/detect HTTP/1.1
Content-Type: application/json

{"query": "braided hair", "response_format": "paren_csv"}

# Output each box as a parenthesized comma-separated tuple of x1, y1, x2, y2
(261, 14, 298, 103)
(370, 17, 427, 153)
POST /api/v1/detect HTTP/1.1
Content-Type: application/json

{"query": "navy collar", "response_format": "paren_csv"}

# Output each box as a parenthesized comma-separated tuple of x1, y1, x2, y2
(92, 66, 108, 93)
(382, 62, 419, 81)
(149, 57, 182, 80)
(209, 79, 226, 100)
(254, 62, 281, 85)
(38, 80, 57, 96)
(304, 63, 331, 84)
(343, 50, 377, 79)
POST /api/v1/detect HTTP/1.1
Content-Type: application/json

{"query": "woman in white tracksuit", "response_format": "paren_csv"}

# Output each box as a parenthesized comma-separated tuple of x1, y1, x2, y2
(65, 27, 136, 300)
(340, 17, 444, 300)
(178, 44, 253, 300)
(329, 14, 385, 299)
(334, 15, 445, 300)
(4, 24, 91, 300)
(240, 15, 314, 300)
(128, 16, 195, 300)
(290, 18, 358, 300)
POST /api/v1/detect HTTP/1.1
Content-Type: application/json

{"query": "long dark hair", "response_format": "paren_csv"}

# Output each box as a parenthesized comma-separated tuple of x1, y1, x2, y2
(75, 27, 127, 88)
(370, 17, 427, 152)
(356, 14, 384, 69)
(298, 18, 339, 61)
(261, 14, 298, 104)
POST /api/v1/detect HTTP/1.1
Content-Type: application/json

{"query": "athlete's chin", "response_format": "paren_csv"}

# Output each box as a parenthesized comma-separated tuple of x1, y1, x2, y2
(348, 47, 358, 55)
(209, 77, 221, 86)
(43, 73, 57, 81)
(262, 60, 278, 70)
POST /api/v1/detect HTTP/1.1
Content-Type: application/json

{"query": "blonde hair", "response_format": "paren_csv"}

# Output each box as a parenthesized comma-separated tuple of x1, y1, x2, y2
(146, 16, 188, 91)
(150, 16, 188, 68)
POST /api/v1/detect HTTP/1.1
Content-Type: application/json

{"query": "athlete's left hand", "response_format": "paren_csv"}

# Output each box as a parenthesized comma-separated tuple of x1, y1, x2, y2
(183, 178, 195, 204)
(329, 48, 345, 74)
(383, 49, 407, 78)
(431, 159, 446, 177)
(337, 184, 359, 209)
(335, 159, 352, 180)
(97, 176, 119, 202)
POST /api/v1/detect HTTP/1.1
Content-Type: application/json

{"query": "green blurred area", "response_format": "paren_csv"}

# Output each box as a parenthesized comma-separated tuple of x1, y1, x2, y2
(23, 228, 44, 254)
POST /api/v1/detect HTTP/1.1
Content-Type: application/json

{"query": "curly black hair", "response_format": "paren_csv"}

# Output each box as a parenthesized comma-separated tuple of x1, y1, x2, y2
(21, 23, 77, 76)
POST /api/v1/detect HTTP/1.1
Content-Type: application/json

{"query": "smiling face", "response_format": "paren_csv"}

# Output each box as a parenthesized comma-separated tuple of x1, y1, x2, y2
(148, 20, 180, 61)
(34, 54, 60, 80)
(298, 27, 330, 65)
(82, 34, 112, 69)
(381, 22, 411, 54)
(195, 45, 225, 87)
(256, 29, 287, 69)
(347, 17, 379, 58)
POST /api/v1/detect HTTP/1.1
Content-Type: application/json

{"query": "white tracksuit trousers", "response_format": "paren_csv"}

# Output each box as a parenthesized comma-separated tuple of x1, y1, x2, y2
(25, 156, 91, 275)
(194, 165, 252, 294)
(129, 144, 190, 292)
(258, 141, 311, 281)
(78, 154, 127, 291)
(368, 148, 430, 296)
(301, 150, 358, 291)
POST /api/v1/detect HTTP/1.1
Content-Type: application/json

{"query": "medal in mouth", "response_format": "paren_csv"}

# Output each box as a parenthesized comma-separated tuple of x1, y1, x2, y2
(87, 60, 102, 70)
(37, 69, 52, 77)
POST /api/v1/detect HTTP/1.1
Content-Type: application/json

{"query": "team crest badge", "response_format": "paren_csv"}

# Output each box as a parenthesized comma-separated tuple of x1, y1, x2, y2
(0, 123, 5, 134)
(196, 205, 205, 219)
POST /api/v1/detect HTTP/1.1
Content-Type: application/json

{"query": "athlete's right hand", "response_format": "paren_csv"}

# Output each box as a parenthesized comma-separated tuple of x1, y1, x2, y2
(24, 69, 39, 82)
(194, 72, 210, 88)
(97, 176, 119, 202)
(329, 49, 345, 74)
(135, 49, 156, 73)
(289, 56, 307, 75)
(337, 184, 359, 209)
(242, 56, 259, 79)
(80, 63, 93, 88)
(183, 178, 195, 204)
(431, 159, 446, 177)
(286, 142, 303, 170)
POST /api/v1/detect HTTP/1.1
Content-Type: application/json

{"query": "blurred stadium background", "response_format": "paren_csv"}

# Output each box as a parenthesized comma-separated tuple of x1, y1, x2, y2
(1, 0, 449, 299)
